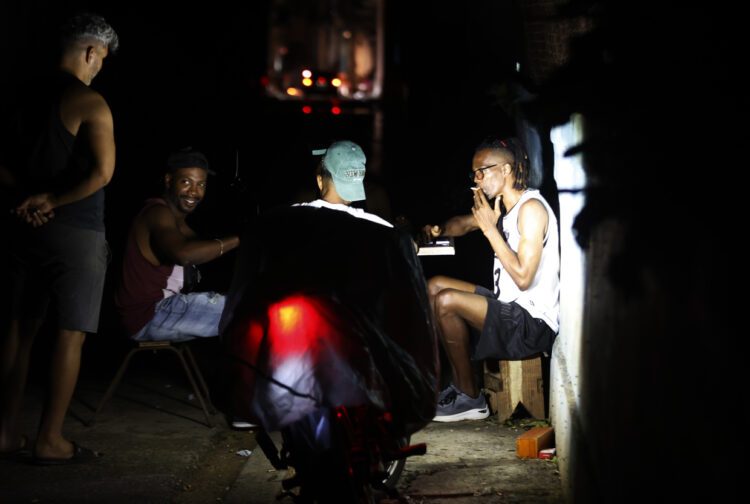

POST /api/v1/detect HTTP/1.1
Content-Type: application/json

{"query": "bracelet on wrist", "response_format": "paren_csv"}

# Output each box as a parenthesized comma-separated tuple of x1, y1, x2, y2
(214, 238, 224, 256)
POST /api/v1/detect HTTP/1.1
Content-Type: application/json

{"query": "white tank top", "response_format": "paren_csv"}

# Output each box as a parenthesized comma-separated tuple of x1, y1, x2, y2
(492, 189, 560, 333)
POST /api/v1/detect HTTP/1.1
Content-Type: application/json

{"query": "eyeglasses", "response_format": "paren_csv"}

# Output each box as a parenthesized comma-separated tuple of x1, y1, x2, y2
(469, 164, 497, 182)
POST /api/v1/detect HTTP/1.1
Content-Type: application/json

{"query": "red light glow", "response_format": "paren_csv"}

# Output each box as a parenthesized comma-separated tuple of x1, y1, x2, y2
(265, 296, 329, 361)
(240, 320, 266, 368)
(241, 294, 350, 369)
(302, 105, 312, 114)
(277, 304, 302, 332)
(331, 106, 342, 115)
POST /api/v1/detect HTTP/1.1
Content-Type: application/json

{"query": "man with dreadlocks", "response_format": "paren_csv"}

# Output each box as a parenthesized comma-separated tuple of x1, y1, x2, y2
(422, 137, 559, 422)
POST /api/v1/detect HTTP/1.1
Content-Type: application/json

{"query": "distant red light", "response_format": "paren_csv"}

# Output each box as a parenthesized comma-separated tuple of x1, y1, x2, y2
(302, 105, 312, 114)
(260, 76, 270, 86)
(331, 106, 341, 115)
(317, 76, 327, 85)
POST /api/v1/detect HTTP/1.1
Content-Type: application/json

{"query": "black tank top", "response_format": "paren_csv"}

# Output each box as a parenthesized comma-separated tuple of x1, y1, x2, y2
(15, 71, 105, 231)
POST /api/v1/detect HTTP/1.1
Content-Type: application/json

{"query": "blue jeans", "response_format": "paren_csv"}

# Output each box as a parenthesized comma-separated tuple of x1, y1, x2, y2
(132, 291, 225, 342)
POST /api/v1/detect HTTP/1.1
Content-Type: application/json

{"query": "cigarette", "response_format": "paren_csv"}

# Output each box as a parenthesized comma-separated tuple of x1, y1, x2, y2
(470, 187, 480, 191)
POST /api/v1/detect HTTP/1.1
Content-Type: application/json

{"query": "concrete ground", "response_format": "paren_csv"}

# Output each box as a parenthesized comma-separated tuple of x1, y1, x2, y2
(0, 337, 563, 503)
(225, 420, 564, 504)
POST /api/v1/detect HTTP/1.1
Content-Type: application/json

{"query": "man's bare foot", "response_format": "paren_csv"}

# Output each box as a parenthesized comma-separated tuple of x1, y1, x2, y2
(34, 438, 102, 465)
(0, 434, 28, 455)
(33, 438, 75, 460)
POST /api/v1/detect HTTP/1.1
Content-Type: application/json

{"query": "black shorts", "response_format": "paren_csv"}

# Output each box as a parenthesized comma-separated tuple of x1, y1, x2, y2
(469, 285, 556, 361)
(9, 221, 108, 333)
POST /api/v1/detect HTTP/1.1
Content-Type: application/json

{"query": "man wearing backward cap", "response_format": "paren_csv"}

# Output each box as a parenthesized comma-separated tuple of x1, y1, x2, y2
(295, 140, 392, 228)
(115, 148, 240, 342)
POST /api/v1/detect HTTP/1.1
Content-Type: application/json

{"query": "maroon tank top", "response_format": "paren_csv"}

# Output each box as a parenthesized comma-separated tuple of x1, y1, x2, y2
(114, 198, 184, 336)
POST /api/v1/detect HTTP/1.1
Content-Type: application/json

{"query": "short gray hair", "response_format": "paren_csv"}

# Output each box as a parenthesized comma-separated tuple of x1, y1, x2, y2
(60, 12, 119, 53)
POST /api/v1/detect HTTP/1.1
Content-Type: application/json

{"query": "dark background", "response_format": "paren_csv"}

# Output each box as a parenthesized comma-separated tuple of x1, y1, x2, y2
(0, 1, 521, 210)
(2, 2, 745, 281)
(1, 0, 530, 291)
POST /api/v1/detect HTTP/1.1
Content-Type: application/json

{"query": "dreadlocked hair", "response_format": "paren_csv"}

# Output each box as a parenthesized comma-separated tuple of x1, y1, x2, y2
(474, 136, 530, 191)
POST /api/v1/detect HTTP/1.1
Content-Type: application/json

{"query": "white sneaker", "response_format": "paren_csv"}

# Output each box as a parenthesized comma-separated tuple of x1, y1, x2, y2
(231, 418, 258, 429)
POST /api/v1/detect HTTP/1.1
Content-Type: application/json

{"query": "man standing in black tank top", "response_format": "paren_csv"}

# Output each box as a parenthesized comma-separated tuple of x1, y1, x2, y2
(0, 12, 118, 464)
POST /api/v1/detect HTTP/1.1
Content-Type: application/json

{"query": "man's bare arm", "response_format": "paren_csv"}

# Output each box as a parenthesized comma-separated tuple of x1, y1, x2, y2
(146, 206, 239, 266)
(421, 214, 478, 242)
(14, 89, 115, 226)
(472, 191, 547, 291)
(55, 90, 115, 207)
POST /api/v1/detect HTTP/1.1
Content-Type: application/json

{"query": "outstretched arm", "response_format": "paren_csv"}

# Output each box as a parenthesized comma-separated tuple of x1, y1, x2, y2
(420, 214, 479, 243)
(146, 205, 239, 266)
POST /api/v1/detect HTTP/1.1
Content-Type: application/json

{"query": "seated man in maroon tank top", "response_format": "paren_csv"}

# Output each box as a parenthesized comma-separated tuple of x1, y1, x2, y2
(115, 148, 240, 341)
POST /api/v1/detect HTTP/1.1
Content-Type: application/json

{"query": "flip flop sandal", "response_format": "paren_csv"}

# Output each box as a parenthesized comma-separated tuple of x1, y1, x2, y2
(0, 435, 31, 461)
(33, 442, 103, 466)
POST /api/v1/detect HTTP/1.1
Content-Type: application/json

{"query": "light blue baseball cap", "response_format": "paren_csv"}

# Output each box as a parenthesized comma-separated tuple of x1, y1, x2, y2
(314, 140, 367, 202)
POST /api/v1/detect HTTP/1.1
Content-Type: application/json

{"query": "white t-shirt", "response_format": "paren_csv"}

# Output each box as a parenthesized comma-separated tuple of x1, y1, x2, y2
(294, 199, 393, 228)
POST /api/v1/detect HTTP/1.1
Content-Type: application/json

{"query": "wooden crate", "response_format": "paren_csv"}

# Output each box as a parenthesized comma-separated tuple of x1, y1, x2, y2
(484, 355, 545, 420)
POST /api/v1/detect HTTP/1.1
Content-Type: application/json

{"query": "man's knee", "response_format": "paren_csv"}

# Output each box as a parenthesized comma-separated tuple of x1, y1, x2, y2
(427, 275, 452, 299)
(434, 288, 461, 318)
(58, 329, 87, 348)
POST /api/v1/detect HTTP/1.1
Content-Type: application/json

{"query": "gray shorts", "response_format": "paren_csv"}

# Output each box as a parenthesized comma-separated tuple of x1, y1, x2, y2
(470, 285, 556, 361)
(10, 222, 108, 333)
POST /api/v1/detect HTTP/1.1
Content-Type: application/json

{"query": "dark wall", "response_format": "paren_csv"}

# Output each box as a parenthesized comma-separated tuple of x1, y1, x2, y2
(523, 2, 744, 501)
